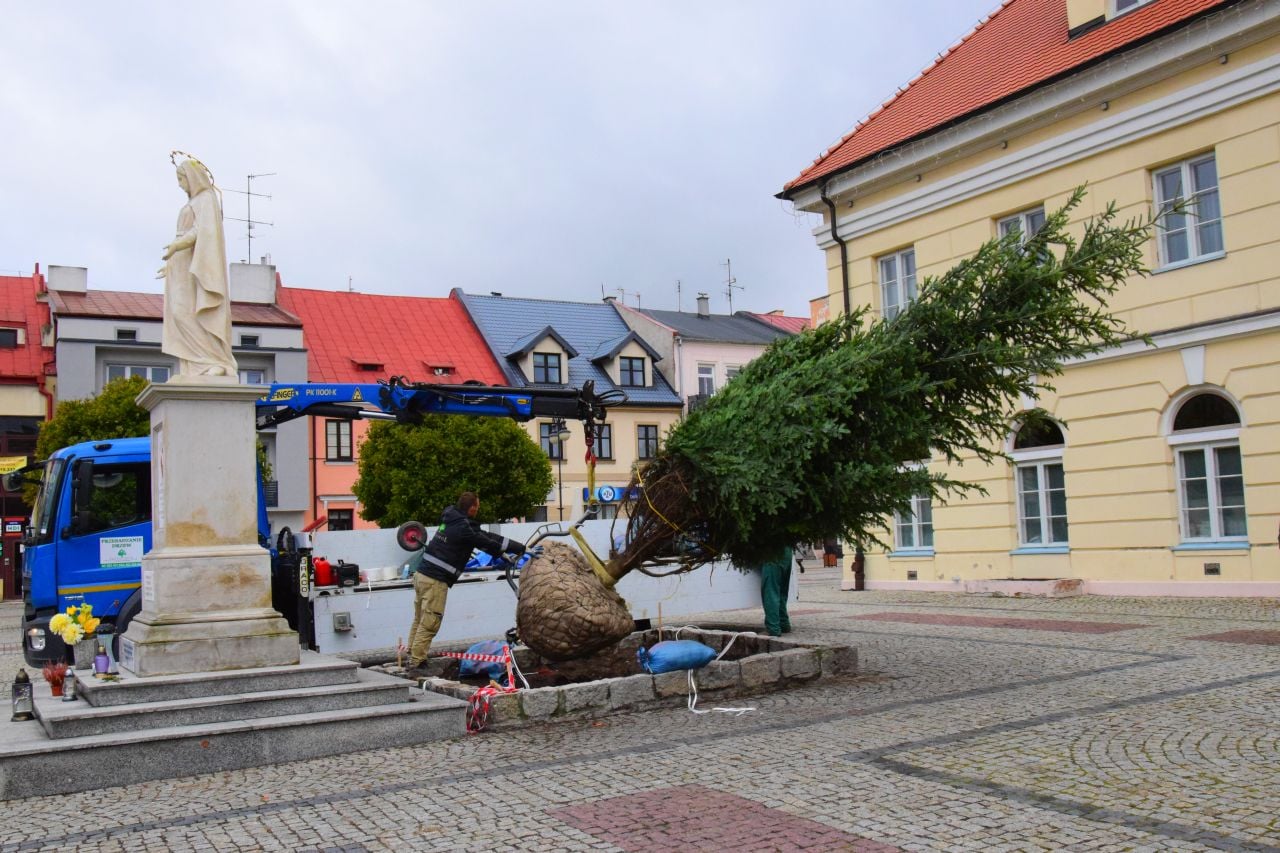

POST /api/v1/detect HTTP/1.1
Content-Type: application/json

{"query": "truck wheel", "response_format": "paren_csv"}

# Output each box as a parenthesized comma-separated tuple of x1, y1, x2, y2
(397, 520, 428, 551)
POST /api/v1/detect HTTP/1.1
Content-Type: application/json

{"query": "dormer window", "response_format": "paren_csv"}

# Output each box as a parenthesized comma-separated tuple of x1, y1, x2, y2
(533, 352, 562, 384)
(350, 356, 384, 373)
(1113, 0, 1152, 16)
(0, 328, 18, 348)
(115, 328, 138, 342)
(430, 365, 454, 377)
(619, 356, 645, 387)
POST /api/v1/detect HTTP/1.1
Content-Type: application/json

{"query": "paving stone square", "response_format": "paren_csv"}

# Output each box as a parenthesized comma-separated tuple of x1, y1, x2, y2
(2, 566, 1279, 851)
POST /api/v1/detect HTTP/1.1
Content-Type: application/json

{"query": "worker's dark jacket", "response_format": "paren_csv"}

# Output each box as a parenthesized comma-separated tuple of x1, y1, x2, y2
(419, 506, 520, 587)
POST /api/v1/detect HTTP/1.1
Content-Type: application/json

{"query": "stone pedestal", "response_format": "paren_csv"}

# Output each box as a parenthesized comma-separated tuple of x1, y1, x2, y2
(120, 382, 298, 677)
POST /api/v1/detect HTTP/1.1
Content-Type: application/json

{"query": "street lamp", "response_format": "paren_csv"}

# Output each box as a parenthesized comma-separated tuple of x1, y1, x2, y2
(548, 419, 572, 521)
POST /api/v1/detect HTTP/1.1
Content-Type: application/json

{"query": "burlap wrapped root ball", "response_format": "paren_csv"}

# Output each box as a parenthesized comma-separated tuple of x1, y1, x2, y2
(516, 541, 633, 660)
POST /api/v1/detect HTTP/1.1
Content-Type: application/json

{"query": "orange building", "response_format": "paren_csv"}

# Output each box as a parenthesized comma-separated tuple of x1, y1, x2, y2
(275, 286, 507, 530)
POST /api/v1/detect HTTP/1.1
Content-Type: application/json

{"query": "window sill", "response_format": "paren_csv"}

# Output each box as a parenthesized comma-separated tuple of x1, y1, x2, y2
(324, 459, 355, 466)
(1172, 541, 1250, 552)
(1151, 250, 1225, 276)
(1011, 545, 1070, 555)
(888, 548, 934, 559)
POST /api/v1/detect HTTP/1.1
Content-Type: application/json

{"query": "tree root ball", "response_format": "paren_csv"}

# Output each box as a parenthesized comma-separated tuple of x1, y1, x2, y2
(516, 542, 633, 660)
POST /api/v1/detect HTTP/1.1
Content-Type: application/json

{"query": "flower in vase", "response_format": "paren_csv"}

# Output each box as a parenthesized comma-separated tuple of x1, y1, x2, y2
(49, 613, 71, 633)
(59, 622, 85, 645)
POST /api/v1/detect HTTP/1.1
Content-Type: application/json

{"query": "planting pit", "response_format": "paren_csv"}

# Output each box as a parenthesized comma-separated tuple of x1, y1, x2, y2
(367, 627, 857, 728)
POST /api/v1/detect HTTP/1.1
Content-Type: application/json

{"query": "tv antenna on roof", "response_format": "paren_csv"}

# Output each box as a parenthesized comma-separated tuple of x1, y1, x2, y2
(722, 258, 743, 313)
(616, 287, 641, 308)
(223, 172, 276, 263)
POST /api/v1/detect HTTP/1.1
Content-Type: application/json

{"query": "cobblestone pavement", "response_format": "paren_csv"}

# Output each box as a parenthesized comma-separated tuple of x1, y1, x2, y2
(2, 568, 1279, 852)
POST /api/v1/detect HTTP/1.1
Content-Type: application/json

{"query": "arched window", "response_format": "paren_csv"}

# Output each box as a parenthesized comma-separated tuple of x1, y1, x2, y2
(1169, 392, 1246, 542)
(1010, 417, 1067, 547)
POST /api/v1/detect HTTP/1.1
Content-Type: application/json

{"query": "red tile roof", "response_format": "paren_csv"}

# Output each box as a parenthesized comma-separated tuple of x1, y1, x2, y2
(784, 0, 1232, 193)
(0, 270, 53, 381)
(276, 287, 507, 385)
(48, 290, 302, 326)
(744, 312, 811, 335)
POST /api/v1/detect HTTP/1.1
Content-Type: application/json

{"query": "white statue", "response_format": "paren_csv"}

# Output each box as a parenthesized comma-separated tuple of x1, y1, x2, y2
(157, 154, 237, 380)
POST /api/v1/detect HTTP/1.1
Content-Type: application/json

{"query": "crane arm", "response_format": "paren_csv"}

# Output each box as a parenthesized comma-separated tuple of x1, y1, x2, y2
(254, 375, 623, 431)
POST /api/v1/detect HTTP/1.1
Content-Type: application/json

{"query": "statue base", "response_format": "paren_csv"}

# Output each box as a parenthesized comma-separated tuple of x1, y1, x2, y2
(121, 381, 299, 677)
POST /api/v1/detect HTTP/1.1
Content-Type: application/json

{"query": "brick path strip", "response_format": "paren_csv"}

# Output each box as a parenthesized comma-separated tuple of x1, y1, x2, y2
(550, 784, 900, 852)
(1188, 629, 1280, 645)
(852, 612, 1147, 633)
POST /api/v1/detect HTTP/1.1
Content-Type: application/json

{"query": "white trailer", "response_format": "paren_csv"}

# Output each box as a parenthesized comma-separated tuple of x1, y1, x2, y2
(305, 519, 789, 656)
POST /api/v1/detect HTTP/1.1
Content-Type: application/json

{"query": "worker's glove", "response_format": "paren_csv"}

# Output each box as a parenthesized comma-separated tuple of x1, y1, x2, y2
(506, 541, 527, 557)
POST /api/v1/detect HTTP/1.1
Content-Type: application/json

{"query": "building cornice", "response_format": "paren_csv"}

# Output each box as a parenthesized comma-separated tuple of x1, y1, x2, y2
(1069, 307, 1280, 367)
(795, 0, 1280, 247)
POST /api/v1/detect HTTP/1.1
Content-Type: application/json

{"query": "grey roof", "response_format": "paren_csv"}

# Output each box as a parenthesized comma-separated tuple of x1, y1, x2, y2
(590, 330, 662, 364)
(455, 291, 682, 407)
(638, 308, 791, 344)
(506, 325, 579, 360)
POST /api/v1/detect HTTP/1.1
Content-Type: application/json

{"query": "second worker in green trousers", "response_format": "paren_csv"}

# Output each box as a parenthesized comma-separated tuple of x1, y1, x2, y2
(760, 545, 794, 637)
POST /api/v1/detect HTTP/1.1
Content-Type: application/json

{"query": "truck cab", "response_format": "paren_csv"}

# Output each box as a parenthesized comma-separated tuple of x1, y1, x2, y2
(21, 437, 153, 665)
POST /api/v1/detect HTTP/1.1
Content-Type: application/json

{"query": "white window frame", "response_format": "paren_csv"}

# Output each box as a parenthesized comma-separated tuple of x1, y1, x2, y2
(894, 491, 934, 551)
(104, 364, 170, 386)
(696, 364, 716, 396)
(997, 207, 1046, 245)
(725, 364, 742, 382)
(1174, 441, 1248, 543)
(1015, 459, 1068, 546)
(239, 368, 267, 385)
(878, 247, 917, 320)
(1152, 153, 1223, 268)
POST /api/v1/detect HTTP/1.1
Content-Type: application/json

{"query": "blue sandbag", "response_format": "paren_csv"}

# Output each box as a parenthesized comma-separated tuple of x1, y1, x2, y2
(637, 640, 716, 674)
(458, 639, 508, 680)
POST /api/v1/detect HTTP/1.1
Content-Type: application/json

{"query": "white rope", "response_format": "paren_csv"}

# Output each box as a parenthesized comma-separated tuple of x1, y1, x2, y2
(507, 649, 531, 690)
(687, 669, 756, 716)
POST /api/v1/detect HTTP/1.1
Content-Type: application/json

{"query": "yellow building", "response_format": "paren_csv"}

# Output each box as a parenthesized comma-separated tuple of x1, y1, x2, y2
(781, 0, 1279, 595)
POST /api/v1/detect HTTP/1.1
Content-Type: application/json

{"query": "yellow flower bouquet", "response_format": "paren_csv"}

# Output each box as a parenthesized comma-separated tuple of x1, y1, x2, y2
(50, 604, 101, 645)
(51, 604, 102, 669)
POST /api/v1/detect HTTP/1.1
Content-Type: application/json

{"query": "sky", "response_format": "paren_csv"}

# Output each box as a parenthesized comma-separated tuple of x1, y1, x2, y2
(0, 1, 999, 318)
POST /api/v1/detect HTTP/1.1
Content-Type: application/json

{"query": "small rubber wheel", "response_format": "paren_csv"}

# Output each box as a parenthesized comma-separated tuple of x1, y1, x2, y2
(396, 520, 428, 551)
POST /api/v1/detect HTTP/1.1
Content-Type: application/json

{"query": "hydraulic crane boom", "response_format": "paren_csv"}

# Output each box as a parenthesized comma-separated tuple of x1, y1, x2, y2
(255, 375, 623, 431)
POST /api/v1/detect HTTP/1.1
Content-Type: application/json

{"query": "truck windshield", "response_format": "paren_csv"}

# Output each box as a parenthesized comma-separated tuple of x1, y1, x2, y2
(29, 458, 64, 545)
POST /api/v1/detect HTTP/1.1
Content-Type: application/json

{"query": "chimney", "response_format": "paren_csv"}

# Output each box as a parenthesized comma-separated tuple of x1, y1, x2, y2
(696, 293, 710, 318)
(47, 265, 88, 293)
(229, 262, 277, 304)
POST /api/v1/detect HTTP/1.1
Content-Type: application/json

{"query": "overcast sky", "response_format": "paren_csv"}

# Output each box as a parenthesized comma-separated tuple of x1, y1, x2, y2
(1, 1, 997, 318)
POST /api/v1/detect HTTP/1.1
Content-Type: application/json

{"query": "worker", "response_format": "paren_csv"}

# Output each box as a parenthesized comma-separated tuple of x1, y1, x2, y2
(405, 492, 525, 677)
(760, 544, 794, 637)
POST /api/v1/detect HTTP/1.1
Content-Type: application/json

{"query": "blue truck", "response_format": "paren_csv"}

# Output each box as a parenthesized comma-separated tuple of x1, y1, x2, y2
(16, 377, 618, 666)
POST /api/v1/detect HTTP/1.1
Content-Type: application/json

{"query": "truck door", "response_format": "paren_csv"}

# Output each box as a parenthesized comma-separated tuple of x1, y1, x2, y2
(57, 460, 151, 618)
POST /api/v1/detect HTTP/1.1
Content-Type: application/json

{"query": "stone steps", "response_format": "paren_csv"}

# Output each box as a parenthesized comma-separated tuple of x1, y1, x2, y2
(38, 668, 410, 739)
(74, 652, 362, 707)
(0, 652, 467, 801)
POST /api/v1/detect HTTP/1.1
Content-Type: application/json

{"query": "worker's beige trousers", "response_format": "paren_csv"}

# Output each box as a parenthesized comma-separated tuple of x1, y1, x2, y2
(408, 572, 449, 666)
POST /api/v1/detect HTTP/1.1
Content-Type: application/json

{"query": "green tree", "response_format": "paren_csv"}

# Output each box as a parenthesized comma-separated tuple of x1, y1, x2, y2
(35, 376, 152, 460)
(352, 415, 554, 527)
(26, 376, 152, 504)
(615, 189, 1154, 574)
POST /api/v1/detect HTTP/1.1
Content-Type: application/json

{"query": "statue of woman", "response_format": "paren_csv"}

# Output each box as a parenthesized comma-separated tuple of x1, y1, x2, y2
(157, 157, 237, 380)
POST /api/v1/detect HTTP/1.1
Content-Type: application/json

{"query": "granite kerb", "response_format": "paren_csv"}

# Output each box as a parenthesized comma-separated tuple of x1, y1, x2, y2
(387, 628, 856, 729)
